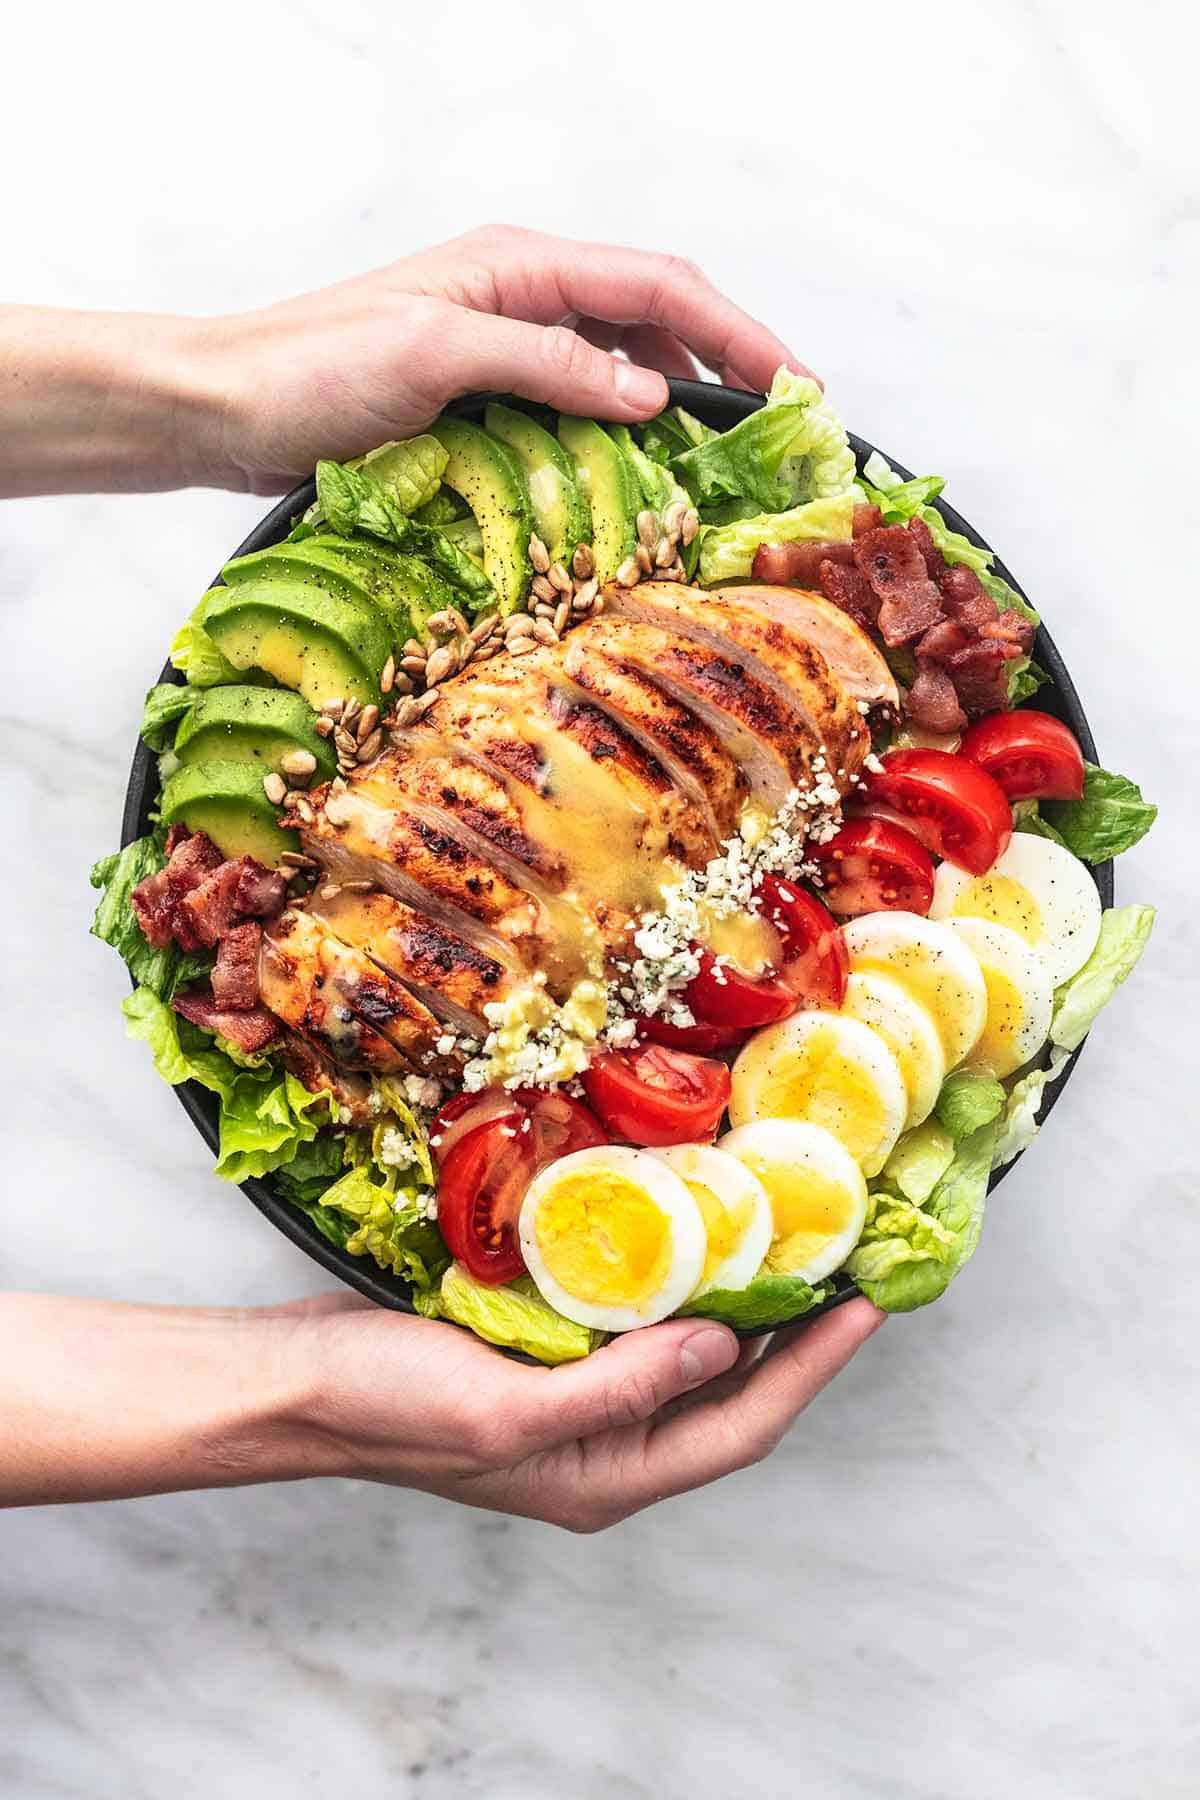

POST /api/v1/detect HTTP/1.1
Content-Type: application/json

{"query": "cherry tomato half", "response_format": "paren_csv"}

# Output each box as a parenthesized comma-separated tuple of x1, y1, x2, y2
(758, 875, 848, 1007)
(959, 709, 1086, 803)
(434, 1088, 608, 1284)
(861, 747, 1012, 875)
(583, 1046, 731, 1147)
(811, 818, 936, 917)
(637, 1012, 750, 1053)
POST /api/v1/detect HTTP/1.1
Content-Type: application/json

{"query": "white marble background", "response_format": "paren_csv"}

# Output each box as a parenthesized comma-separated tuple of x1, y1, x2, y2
(3, 1, 1198, 1794)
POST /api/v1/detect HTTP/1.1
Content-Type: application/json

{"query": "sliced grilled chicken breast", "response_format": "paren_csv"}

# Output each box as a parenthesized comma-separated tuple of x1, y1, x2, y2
(713, 583, 899, 710)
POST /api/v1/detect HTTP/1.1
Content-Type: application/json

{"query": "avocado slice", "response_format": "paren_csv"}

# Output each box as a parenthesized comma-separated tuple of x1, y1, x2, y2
(557, 417, 639, 580)
(430, 417, 532, 613)
(485, 402, 591, 566)
(173, 686, 336, 778)
(202, 581, 389, 708)
(160, 761, 293, 867)
(237, 535, 453, 642)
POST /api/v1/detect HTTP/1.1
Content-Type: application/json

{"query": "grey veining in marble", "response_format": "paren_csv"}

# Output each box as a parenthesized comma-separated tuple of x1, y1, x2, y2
(2, 1, 1198, 1794)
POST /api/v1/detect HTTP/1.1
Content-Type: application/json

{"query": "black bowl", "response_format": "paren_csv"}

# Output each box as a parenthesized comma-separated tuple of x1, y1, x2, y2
(122, 380, 1113, 1328)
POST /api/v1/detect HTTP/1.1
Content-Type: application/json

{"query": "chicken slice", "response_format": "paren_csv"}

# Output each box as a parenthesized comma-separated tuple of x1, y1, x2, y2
(711, 583, 899, 710)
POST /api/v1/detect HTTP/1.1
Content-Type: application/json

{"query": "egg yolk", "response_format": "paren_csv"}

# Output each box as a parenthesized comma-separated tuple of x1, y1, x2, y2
(753, 1023, 888, 1168)
(686, 1178, 756, 1284)
(534, 1172, 673, 1311)
(951, 873, 1042, 945)
(966, 964, 1027, 1075)
(737, 1154, 857, 1276)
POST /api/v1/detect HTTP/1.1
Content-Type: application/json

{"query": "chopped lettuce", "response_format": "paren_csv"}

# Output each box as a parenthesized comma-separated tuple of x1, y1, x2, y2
(417, 1264, 602, 1363)
(991, 1050, 1069, 1169)
(1043, 765, 1157, 863)
(413, 487, 470, 527)
(763, 367, 858, 505)
(698, 493, 855, 585)
(845, 1121, 997, 1312)
(1011, 799, 1067, 846)
(609, 423, 677, 514)
(121, 987, 330, 1181)
(640, 407, 714, 466)
(1049, 904, 1156, 1053)
(90, 833, 210, 999)
(310, 1165, 447, 1289)
(680, 1272, 837, 1331)
(879, 1120, 956, 1205)
(671, 368, 855, 516)
(859, 452, 946, 525)
(313, 460, 494, 607)
(139, 682, 196, 751)
(354, 435, 448, 515)
(169, 613, 244, 687)
(935, 1068, 1007, 1141)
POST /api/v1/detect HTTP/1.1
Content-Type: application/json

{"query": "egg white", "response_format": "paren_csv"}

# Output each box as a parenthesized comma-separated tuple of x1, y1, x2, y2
(729, 1008, 907, 1177)
(652, 1143, 774, 1296)
(841, 911, 988, 1069)
(929, 832, 1101, 989)
(519, 1144, 706, 1333)
(943, 916, 1053, 1077)
(839, 968, 947, 1129)
(720, 1119, 868, 1285)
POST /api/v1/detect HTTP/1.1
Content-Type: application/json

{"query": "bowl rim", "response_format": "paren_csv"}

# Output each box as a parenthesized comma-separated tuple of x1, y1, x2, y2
(121, 378, 1112, 1332)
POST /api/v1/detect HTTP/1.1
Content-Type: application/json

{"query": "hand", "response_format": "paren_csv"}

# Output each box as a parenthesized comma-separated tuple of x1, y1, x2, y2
(286, 1292, 884, 1531)
(194, 224, 812, 494)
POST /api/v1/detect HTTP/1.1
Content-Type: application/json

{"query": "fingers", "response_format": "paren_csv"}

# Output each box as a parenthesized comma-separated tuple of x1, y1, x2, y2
(631, 1299, 885, 1505)
(428, 303, 668, 420)
(505, 1318, 740, 1457)
(577, 320, 702, 381)
(435, 225, 812, 392)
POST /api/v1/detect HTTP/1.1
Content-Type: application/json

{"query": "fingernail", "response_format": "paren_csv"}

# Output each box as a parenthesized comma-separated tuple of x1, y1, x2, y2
(679, 1328, 738, 1386)
(613, 360, 668, 413)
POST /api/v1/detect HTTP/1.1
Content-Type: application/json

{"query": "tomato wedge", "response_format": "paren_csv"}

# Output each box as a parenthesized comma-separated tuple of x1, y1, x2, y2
(637, 1012, 750, 1053)
(861, 747, 1012, 875)
(757, 875, 848, 1007)
(959, 709, 1085, 802)
(685, 945, 795, 1030)
(583, 1046, 731, 1147)
(434, 1088, 608, 1284)
(811, 818, 936, 917)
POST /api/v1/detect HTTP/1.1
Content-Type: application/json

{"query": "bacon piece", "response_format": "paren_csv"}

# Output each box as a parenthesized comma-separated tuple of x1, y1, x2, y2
(906, 666, 967, 735)
(907, 515, 946, 581)
(819, 560, 879, 634)
(131, 832, 225, 950)
(853, 526, 944, 646)
(939, 563, 988, 608)
(163, 823, 190, 857)
(172, 988, 280, 1054)
(751, 538, 855, 588)
(232, 861, 288, 919)
(210, 921, 263, 1011)
(179, 856, 288, 947)
(947, 639, 1022, 715)
(852, 502, 882, 537)
(980, 612, 1036, 654)
(915, 618, 971, 663)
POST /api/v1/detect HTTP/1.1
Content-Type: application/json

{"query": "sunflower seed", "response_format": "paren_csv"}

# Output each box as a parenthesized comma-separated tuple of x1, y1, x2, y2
(571, 542, 595, 581)
(531, 619, 559, 646)
(530, 574, 557, 605)
(658, 563, 686, 582)
(428, 607, 468, 638)
(280, 850, 319, 870)
(281, 749, 318, 781)
(572, 577, 599, 613)
(320, 697, 345, 718)
(529, 534, 551, 574)
(414, 689, 441, 716)
(681, 507, 700, 546)
(637, 510, 660, 551)
(616, 556, 642, 588)
(403, 637, 424, 659)
(390, 671, 414, 696)
(662, 499, 687, 539)
(654, 536, 673, 567)
(393, 697, 421, 728)
(281, 789, 302, 810)
(400, 654, 428, 678)
(548, 561, 572, 594)
(474, 638, 503, 659)
(334, 727, 358, 758)
(424, 646, 456, 686)
(553, 598, 571, 635)
(592, 589, 607, 615)
(380, 654, 396, 694)
(357, 728, 383, 761)
(342, 879, 376, 893)
(355, 704, 380, 743)
(469, 612, 500, 645)
(635, 543, 653, 573)
(319, 883, 341, 901)
(314, 716, 335, 739)
(508, 638, 537, 656)
(342, 697, 361, 726)
(426, 609, 454, 634)
(263, 772, 287, 805)
(292, 797, 314, 825)
(504, 613, 536, 637)
(330, 775, 348, 794)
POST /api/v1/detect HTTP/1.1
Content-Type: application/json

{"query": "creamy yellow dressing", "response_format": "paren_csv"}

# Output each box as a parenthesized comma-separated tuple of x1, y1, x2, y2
(696, 902, 781, 976)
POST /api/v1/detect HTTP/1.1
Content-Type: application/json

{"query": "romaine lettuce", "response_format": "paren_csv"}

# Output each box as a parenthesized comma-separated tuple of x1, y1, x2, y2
(991, 1050, 1069, 1169)
(671, 403, 809, 513)
(313, 460, 494, 606)
(90, 834, 210, 999)
(698, 493, 856, 585)
(311, 1165, 447, 1289)
(1043, 765, 1157, 863)
(169, 613, 244, 687)
(1049, 904, 1156, 1053)
(139, 682, 196, 751)
(417, 1264, 602, 1363)
(879, 1119, 956, 1204)
(640, 407, 714, 466)
(934, 1068, 1006, 1141)
(609, 423, 678, 514)
(353, 435, 448, 515)
(763, 367, 858, 506)
(845, 1121, 997, 1312)
(679, 1271, 837, 1330)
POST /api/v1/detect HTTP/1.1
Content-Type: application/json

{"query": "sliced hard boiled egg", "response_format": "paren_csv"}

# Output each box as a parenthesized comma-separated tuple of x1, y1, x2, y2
(928, 832, 1102, 989)
(518, 1145, 706, 1333)
(729, 1009, 907, 1177)
(840, 968, 946, 1130)
(652, 1143, 774, 1296)
(943, 917, 1053, 1077)
(720, 1119, 868, 1285)
(841, 911, 988, 1068)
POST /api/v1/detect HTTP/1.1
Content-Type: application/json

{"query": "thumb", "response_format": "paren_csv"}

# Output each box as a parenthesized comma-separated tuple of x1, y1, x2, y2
(432, 304, 669, 420)
(512, 1319, 740, 1453)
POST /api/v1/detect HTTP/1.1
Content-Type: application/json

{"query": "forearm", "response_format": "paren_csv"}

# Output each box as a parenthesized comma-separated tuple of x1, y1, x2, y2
(0, 1294, 334, 1506)
(0, 306, 227, 497)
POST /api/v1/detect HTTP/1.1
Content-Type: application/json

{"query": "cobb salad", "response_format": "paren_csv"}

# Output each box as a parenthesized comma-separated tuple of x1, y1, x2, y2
(92, 372, 1157, 1363)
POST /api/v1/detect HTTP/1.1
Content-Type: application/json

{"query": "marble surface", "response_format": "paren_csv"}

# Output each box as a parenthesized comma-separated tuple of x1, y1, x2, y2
(2, 1, 1198, 1793)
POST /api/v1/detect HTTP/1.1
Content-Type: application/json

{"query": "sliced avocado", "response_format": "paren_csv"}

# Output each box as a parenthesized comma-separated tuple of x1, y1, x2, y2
(173, 686, 336, 777)
(430, 417, 532, 613)
(485, 402, 591, 565)
(258, 535, 453, 641)
(202, 581, 389, 708)
(160, 761, 293, 867)
(557, 417, 639, 580)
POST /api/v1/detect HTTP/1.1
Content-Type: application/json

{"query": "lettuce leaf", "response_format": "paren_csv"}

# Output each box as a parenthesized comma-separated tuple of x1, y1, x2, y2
(879, 1119, 956, 1204)
(640, 409, 711, 466)
(139, 682, 196, 751)
(935, 1068, 1006, 1141)
(309, 1165, 447, 1289)
(679, 1272, 836, 1330)
(1007, 657, 1051, 704)
(859, 453, 947, 524)
(169, 613, 244, 687)
(671, 403, 809, 512)
(120, 987, 330, 1181)
(90, 833, 210, 999)
(991, 1049, 1069, 1169)
(354, 435, 448, 515)
(1043, 765, 1157, 863)
(1011, 799, 1067, 847)
(413, 487, 470, 527)
(845, 1121, 997, 1312)
(1049, 904, 1156, 1053)
(313, 460, 494, 607)
(608, 423, 676, 514)
(763, 368, 857, 505)
(418, 1264, 602, 1363)
(698, 493, 855, 585)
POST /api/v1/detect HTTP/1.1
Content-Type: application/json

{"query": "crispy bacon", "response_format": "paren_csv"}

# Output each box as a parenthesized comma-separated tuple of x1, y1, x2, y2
(172, 988, 280, 1054)
(853, 527, 944, 646)
(852, 502, 883, 537)
(211, 921, 263, 1011)
(818, 560, 879, 635)
(751, 538, 855, 588)
(907, 515, 946, 581)
(179, 856, 288, 948)
(906, 665, 967, 735)
(131, 832, 224, 950)
(915, 618, 971, 663)
(946, 639, 1022, 714)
